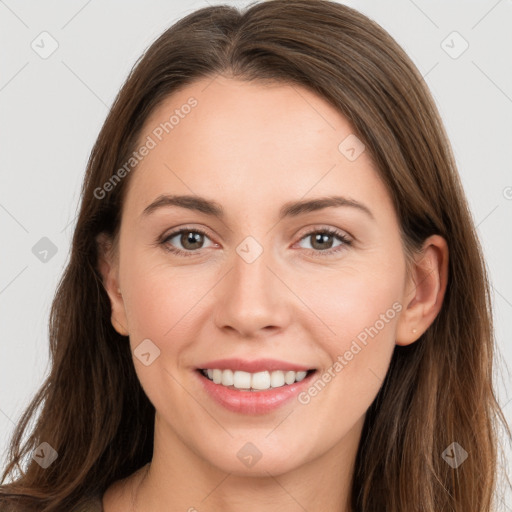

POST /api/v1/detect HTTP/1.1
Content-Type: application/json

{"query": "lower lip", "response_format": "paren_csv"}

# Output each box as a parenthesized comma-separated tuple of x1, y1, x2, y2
(195, 370, 317, 415)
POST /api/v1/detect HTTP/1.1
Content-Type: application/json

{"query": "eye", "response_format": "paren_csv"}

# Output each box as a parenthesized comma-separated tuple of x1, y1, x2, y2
(160, 227, 216, 257)
(159, 226, 352, 258)
(296, 227, 352, 257)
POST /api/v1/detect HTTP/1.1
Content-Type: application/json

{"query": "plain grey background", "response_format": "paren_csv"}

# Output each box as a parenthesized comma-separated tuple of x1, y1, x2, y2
(1, 0, 511, 507)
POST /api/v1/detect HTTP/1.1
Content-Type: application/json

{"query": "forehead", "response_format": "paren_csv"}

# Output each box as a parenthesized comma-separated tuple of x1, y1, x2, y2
(123, 76, 393, 222)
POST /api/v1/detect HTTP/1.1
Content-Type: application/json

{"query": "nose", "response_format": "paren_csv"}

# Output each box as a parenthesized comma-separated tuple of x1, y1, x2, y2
(213, 244, 292, 339)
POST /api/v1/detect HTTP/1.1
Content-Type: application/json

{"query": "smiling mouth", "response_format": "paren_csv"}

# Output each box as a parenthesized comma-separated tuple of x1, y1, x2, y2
(197, 368, 317, 392)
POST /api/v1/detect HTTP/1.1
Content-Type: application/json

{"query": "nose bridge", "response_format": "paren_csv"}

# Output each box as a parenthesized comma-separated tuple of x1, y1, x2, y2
(214, 236, 290, 336)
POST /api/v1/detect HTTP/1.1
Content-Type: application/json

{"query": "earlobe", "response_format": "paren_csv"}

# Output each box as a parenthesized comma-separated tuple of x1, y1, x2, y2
(396, 234, 449, 346)
(96, 232, 130, 337)
(111, 314, 129, 337)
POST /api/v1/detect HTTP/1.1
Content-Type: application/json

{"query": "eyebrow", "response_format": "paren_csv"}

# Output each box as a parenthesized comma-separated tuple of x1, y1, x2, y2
(141, 194, 374, 221)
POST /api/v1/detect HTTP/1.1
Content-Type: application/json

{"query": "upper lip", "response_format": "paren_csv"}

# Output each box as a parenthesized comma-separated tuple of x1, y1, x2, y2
(197, 358, 314, 373)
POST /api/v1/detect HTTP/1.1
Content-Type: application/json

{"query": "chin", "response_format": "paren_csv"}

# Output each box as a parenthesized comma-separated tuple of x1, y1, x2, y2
(200, 440, 311, 477)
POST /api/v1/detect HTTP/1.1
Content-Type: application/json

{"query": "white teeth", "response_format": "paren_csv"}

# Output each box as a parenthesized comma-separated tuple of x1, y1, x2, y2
(212, 369, 222, 384)
(251, 371, 271, 390)
(295, 371, 307, 382)
(284, 371, 296, 385)
(202, 368, 311, 390)
(233, 370, 251, 389)
(221, 369, 234, 386)
(270, 370, 285, 388)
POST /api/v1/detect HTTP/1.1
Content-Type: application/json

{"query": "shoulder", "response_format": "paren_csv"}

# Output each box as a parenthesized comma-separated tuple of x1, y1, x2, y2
(0, 495, 103, 512)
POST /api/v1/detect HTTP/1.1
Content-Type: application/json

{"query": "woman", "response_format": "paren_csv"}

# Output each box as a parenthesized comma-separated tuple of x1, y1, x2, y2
(1, 1, 509, 511)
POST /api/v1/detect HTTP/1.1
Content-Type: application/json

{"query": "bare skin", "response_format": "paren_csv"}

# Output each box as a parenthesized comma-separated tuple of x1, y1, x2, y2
(98, 76, 448, 512)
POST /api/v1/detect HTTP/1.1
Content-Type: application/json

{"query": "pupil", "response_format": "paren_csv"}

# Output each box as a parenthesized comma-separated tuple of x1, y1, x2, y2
(313, 233, 332, 250)
(183, 232, 203, 249)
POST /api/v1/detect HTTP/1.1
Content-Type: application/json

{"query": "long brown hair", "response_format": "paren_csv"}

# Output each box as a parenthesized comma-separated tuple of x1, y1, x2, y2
(1, 1, 509, 510)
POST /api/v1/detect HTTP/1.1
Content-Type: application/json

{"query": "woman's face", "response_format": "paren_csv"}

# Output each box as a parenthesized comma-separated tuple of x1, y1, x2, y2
(102, 76, 418, 476)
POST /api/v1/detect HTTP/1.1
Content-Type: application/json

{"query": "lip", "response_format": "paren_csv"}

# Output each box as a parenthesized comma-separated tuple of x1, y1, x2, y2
(197, 358, 313, 373)
(195, 367, 317, 415)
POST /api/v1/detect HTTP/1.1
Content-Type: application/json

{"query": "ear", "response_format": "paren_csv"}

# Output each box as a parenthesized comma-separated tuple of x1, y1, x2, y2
(96, 232, 129, 337)
(396, 234, 449, 346)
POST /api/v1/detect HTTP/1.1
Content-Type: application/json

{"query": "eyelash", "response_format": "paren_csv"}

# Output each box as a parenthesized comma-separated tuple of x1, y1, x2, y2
(159, 226, 352, 258)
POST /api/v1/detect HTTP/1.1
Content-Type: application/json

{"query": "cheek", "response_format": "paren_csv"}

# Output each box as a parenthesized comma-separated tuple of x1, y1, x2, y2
(120, 259, 210, 416)
(300, 262, 403, 344)
(124, 265, 202, 346)
(294, 262, 403, 400)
